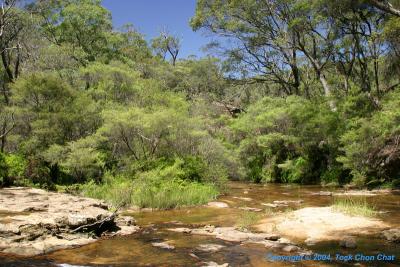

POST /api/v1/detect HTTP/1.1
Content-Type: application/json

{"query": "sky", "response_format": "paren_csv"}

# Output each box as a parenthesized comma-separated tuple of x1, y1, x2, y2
(101, 0, 212, 59)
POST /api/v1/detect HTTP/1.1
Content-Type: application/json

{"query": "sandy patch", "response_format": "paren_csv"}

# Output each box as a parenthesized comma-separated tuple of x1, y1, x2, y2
(256, 207, 388, 243)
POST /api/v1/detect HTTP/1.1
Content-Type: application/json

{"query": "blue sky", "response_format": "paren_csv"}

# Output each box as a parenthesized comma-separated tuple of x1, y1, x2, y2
(102, 0, 211, 59)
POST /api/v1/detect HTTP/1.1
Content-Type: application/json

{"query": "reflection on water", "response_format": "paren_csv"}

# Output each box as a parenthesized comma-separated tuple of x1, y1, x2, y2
(1, 182, 399, 266)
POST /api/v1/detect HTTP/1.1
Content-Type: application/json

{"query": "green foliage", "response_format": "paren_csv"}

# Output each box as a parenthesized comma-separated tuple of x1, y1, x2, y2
(2, 0, 400, 202)
(81, 173, 134, 208)
(232, 96, 342, 184)
(0, 153, 8, 186)
(82, 160, 219, 209)
(338, 91, 400, 184)
(4, 154, 27, 183)
(43, 136, 105, 183)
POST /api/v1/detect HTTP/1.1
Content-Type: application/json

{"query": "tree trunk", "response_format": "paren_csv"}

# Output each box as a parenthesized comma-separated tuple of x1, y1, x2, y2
(318, 72, 336, 111)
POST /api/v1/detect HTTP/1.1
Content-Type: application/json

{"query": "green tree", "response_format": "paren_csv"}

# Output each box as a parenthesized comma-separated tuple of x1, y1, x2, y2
(34, 0, 113, 64)
(151, 30, 181, 66)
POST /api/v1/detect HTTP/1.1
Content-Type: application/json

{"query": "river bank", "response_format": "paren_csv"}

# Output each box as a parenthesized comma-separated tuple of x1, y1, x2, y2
(0, 187, 138, 256)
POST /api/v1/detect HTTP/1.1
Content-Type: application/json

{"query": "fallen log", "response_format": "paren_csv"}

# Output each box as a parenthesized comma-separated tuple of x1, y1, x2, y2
(71, 210, 118, 234)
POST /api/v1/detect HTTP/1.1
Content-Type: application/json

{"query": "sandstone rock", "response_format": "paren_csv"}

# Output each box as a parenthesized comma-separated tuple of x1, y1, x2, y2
(167, 227, 192, 234)
(169, 226, 282, 245)
(0, 187, 137, 256)
(261, 203, 281, 208)
(340, 236, 357, 248)
(282, 245, 300, 252)
(189, 253, 200, 260)
(116, 225, 140, 236)
(151, 241, 175, 250)
(256, 207, 387, 242)
(273, 200, 303, 205)
(202, 261, 229, 267)
(312, 191, 333, 196)
(305, 237, 317, 246)
(67, 214, 90, 227)
(197, 243, 225, 252)
(238, 207, 262, 212)
(382, 229, 400, 242)
(115, 216, 135, 227)
(207, 202, 229, 208)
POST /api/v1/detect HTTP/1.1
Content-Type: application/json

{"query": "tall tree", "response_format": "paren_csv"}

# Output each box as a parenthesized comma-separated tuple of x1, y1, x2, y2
(0, 0, 32, 151)
(33, 0, 113, 64)
(191, 0, 302, 96)
(151, 30, 181, 66)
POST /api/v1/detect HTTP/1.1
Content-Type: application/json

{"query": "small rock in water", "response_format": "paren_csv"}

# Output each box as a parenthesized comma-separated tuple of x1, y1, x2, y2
(238, 207, 262, 212)
(115, 216, 135, 227)
(273, 200, 303, 205)
(189, 253, 200, 260)
(57, 264, 89, 267)
(151, 241, 175, 250)
(282, 245, 300, 252)
(261, 203, 281, 208)
(382, 229, 400, 242)
(304, 237, 317, 246)
(197, 243, 226, 252)
(278, 237, 292, 244)
(243, 190, 249, 194)
(340, 236, 357, 248)
(312, 191, 333, 196)
(201, 262, 229, 267)
(264, 234, 280, 241)
(207, 202, 229, 208)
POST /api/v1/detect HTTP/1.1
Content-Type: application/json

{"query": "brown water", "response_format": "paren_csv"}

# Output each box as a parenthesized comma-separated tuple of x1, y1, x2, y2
(1, 182, 399, 267)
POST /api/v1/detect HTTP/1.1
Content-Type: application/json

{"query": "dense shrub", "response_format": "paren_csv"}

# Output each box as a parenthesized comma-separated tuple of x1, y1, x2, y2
(338, 91, 400, 186)
(0, 153, 9, 186)
(231, 96, 342, 184)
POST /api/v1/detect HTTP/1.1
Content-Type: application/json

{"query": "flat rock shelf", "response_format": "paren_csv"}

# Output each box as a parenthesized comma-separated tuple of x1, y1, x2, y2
(0, 187, 138, 256)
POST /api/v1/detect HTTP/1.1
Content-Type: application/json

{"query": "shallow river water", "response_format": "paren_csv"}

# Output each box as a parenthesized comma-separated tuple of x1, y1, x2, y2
(1, 182, 399, 267)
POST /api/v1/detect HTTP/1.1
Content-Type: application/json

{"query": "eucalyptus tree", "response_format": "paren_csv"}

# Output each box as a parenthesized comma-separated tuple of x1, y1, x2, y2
(32, 0, 113, 65)
(191, 0, 303, 96)
(0, 0, 35, 151)
(151, 30, 181, 66)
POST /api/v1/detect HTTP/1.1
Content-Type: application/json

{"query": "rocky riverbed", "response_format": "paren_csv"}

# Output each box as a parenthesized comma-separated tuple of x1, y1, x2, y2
(0, 187, 139, 256)
(1, 182, 400, 266)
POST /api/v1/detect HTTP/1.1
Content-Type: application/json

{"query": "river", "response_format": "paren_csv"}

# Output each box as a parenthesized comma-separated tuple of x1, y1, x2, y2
(1, 182, 399, 266)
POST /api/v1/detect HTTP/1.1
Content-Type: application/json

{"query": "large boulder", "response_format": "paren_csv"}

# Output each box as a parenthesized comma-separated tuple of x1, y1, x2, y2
(0, 187, 138, 256)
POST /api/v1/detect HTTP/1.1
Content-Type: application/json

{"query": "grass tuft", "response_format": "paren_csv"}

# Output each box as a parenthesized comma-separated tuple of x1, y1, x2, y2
(332, 196, 377, 217)
(81, 174, 219, 210)
(236, 211, 261, 231)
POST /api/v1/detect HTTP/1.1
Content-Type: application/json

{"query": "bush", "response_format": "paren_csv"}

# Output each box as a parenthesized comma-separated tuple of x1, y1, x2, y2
(4, 154, 27, 183)
(0, 153, 9, 186)
(231, 96, 342, 184)
(338, 91, 400, 185)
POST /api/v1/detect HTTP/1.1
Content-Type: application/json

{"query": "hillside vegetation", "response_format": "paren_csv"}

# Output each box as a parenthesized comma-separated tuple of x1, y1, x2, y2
(0, 0, 399, 207)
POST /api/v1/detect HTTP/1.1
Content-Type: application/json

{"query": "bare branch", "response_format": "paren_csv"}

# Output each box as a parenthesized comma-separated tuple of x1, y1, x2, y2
(369, 0, 400, 17)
